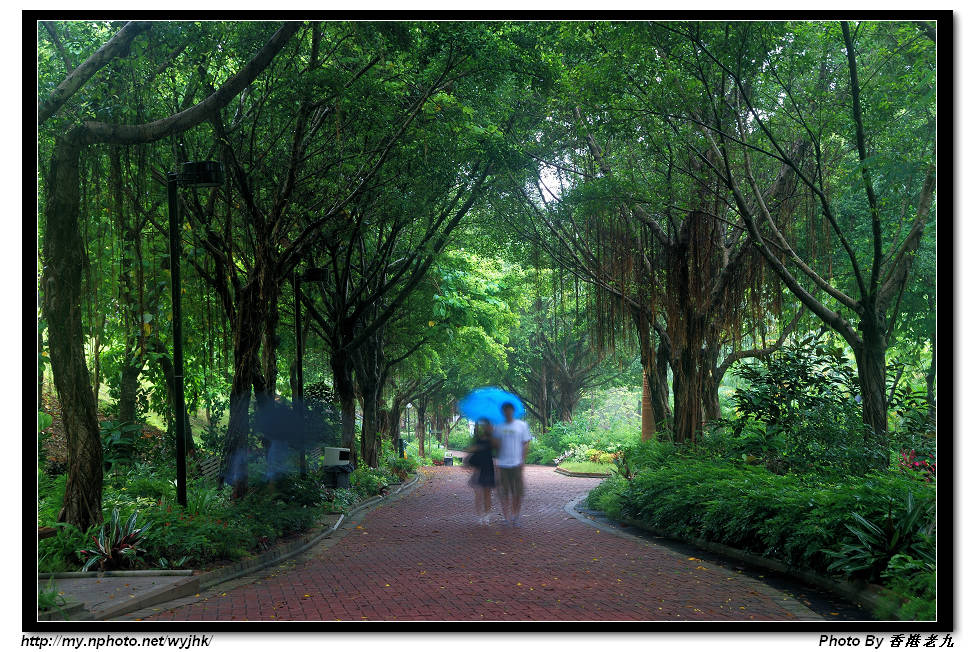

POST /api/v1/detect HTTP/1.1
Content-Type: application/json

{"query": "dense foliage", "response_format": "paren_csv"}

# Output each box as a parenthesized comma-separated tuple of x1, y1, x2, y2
(36, 19, 937, 620)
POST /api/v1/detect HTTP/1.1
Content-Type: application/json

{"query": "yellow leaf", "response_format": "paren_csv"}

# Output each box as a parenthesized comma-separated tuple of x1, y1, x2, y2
(143, 323, 152, 336)
(428, 321, 435, 327)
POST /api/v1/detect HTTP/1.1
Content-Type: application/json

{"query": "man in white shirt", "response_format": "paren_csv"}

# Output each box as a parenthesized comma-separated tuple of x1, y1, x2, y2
(492, 402, 532, 525)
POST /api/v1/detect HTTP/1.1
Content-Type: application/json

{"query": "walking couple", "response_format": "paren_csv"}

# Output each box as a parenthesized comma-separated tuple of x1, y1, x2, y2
(465, 402, 532, 526)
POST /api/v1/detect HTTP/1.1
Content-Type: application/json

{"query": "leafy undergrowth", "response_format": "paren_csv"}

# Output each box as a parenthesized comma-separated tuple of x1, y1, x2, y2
(38, 460, 413, 574)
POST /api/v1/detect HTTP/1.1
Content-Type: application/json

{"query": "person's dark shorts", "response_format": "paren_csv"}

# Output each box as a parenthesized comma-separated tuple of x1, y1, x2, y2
(498, 465, 525, 498)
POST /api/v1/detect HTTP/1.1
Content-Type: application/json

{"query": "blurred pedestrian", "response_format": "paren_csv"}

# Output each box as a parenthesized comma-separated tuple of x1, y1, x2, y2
(492, 402, 532, 525)
(465, 418, 496, 525)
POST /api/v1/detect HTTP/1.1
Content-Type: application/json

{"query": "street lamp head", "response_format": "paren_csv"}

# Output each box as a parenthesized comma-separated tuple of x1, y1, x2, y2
(177, 161, 225, 188)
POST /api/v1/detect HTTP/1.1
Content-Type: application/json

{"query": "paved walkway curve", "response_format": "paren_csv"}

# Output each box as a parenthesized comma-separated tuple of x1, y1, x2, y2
(139, 465, 823, 622)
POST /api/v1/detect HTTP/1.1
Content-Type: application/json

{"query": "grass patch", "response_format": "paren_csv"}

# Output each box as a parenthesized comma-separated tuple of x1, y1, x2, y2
(559, 460, 613, 474)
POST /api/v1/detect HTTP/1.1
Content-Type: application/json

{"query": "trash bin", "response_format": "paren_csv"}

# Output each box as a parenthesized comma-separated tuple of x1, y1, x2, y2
(323, 463, 354, 489)
(444, 454, 454, 467)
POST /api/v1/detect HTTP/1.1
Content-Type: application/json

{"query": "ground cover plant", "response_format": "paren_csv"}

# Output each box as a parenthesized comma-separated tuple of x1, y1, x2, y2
(37, 450, 418, 573)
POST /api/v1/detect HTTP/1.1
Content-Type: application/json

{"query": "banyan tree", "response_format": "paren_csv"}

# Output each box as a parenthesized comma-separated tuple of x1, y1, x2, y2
(514, 106, 805, 445)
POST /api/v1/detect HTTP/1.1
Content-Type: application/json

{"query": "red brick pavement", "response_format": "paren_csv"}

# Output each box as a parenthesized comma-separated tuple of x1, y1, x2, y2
(142, 465, 814, 621)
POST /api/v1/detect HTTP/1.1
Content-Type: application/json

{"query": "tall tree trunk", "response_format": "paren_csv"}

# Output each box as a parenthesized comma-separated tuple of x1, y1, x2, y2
(653, 337, 672, 423)
(557, 381, 580, 422)
(671, 344, 704, 444)
(388, 400, 403, 454)
(537, 360, 549, 432)
(358, 395, 380, 468)
(117, 362, 144, 425)
(640, 371, 656, 442)
(112, 145, 146, 427)
(416, 400, 426, 459)
(854, 314, 889, 442)
(701, 348, 722, 424)
(633, 309, 657, 440)
(351, 326, 385, 468)
(253, 303, 279, 460)
(219, 282, 271, 497)
(331, 348, 359, 467)
(260, 300, 279, 404)
(42, 137, 102, 531)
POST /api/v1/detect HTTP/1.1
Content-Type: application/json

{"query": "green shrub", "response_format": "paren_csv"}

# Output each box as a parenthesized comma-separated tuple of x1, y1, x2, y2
(37, 473, 67, 526)
(386, 456, 419, 479)
(324, 487, 362, 514)
(877, 553, 937, 620)
(585, 475, 627, 518)
(448, 423, 474, 449)
(350, 467, 388, 496)
(826, 491, 935, 582)
(540, 417, 641, 460)
(726, 336, 888, 475)
(275, 473, 326, 506)
(525, 444, 558, 466)
(38, 523, 92, 574)
(592, 456, 935, 582)
(38, 465, 331, 572)
(430, 449, 445, 463)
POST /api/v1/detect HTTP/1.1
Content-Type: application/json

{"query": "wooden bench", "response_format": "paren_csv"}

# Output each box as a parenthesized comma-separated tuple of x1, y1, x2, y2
(196, 455, 222, 483)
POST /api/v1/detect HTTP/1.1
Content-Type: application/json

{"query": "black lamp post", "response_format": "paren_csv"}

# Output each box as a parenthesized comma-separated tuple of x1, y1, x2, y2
(167, 161, 225, 507)
(293, 267, 327, 474)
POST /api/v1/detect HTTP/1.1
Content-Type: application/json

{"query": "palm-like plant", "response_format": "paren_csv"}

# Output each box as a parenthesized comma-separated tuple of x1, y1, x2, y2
(827, 492, 935, 582)
(77, 509, 151, 572)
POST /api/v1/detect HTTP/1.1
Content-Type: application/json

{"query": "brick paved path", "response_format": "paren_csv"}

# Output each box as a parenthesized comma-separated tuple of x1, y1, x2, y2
(142, 465, 819, 621)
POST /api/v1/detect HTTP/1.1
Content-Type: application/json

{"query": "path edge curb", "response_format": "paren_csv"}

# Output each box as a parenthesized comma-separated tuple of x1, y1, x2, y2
(564, 495, 898, 620)
(88, 472, 422, 621)
(38, 570, 194, 580)
(554, 467, 611, 478)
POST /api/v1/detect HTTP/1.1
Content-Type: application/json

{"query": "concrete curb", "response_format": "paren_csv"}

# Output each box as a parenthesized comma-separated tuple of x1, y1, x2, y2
(89, 577, 201, 621)
(564, 495, 895, 619)
(38, 570, 194, 580)
(89, 472, 422, 621)
(554, 467, 611, 478)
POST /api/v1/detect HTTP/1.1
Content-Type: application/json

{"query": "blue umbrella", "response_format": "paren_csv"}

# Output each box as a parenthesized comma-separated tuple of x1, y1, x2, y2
(458, 387, 525, 424)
